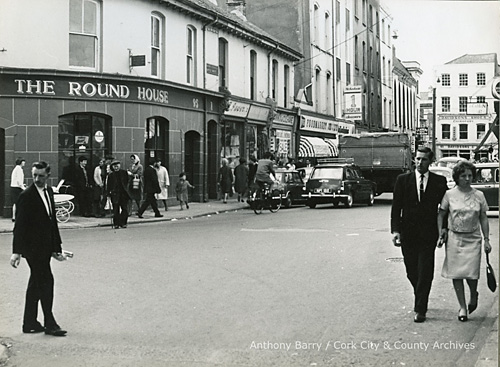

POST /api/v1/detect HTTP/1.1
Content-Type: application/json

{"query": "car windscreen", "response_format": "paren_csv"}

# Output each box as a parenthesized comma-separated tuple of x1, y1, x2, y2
(311, 167, 343, 179)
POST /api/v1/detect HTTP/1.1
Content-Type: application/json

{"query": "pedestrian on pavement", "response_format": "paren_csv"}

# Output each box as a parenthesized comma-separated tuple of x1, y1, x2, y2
(137, 159, 163, 218)
(175, 172, 194, 209)
(10, 157, 26, 222)
(107, 160, 131, 228)
(74, 156, 93, 217)
(92, 158, 106, 217)
(234, 157, 248, 203)
(10, 161, 68, 336)
(391, 147, 448, 323)
(219, 158, 234, 203)
(247, 155, 258, 197)
(154, 158, 170, 211)
(437, 161, 491, 322)
(127, 154, 143, 214)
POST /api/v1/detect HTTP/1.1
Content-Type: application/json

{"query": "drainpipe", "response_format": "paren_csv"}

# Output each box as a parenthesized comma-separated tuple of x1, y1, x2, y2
(267, 44, 279, 150)
(202, 15, 218, 201)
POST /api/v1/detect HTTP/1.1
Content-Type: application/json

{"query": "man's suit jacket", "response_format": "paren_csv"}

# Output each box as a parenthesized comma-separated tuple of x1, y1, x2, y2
(107, 169, 131, 204)
(391, 171, 447, 247)
(13, 184, 62, 258)
(143, 165, 161, 194)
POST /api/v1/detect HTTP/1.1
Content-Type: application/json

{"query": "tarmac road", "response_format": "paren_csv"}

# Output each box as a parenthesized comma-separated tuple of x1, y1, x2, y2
(0, 197, 498, 366)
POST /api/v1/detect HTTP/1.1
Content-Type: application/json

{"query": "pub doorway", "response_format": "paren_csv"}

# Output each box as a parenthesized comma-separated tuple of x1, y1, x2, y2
(184, 130, 202, 202)
(207, 120, 218, 199)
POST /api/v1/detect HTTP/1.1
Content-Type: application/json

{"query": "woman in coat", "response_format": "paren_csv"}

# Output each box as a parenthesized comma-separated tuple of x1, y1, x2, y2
(234, 157, 248, 202)
(127, 154, 143, 214)
(437, 161, 491, 322)
(218, 158, 233, 203)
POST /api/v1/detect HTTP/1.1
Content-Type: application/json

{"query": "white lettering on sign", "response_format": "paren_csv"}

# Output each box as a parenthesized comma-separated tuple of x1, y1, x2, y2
(137, 86, 169, 104)
(15, 79, 56, 95)
(300, 116, 338, 133)
(68, 82, 130, 99)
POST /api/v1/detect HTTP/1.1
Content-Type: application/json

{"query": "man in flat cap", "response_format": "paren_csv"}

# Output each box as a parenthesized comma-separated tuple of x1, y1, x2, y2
(106, 160, 131, 229)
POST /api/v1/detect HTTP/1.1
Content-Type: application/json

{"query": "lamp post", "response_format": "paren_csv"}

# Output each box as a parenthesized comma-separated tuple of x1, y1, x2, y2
(431, 77, 440, 154)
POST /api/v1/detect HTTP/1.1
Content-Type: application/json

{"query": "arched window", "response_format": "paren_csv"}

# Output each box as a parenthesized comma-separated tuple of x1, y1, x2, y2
(250, 50, 257, 100)
(151, 12, 165, 77)
(272, 59, 279, 101)
(145, 117, 169, 166)
(219, 38, 228, 88)
(186, 25, 197, 85)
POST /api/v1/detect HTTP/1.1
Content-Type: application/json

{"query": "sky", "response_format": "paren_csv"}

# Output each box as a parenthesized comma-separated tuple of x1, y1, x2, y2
(383, 0, 500, 91)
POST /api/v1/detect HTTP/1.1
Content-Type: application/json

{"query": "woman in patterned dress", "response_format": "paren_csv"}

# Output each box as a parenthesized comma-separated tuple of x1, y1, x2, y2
(437, 161, 491, 322)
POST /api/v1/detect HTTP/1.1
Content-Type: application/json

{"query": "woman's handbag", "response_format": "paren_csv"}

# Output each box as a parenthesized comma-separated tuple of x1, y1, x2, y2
(486, 253, 496, 293)
(132, 175, 140, 190)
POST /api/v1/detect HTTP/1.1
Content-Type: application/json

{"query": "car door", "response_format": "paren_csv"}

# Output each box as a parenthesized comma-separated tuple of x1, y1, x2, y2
(345, 168, 360, 200)
(353, 166, 372, 199)
(473, 166, 499, 210)
(288, 172, 305, 202)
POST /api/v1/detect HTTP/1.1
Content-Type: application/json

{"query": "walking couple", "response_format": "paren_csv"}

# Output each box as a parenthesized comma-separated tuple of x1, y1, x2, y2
(391, 147, 491, 323)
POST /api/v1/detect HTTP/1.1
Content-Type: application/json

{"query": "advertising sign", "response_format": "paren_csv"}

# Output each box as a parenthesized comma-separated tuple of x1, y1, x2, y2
(467, 102, 488, 115)
(343, 85, 362, 120)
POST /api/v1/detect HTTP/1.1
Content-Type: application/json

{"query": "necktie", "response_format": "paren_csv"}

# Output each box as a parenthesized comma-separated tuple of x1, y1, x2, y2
(419, 175, 425, 202)
(43, 188, 52, 217)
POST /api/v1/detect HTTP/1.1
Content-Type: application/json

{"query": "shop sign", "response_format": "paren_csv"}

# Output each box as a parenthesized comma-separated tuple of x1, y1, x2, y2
(0, 73, 221, 112)
(224, 100, 250, 117)
(206, 63, 219, 76)
(438, 114, 493, 122)
(299, 115, 338, 134)
(273, 113, 295, 126)
(467, 103, 488, 115)
(94, 130, 104, 143)
(248, 104, 270, 121)
(343, 85, 362, 120)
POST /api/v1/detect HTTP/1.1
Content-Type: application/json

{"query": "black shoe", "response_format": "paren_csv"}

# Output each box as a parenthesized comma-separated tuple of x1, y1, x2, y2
(186, 204, 189, 209)
(468, 291, 478, 314)
(154, 214, 164, 218)
(458, 310, 468, 322)
(121, 225, 127, 228)
(414, 312, 426, 323)
(23, 322, 45, 333)
(44, 326, 67, 336)
(137, 213, 144, 218)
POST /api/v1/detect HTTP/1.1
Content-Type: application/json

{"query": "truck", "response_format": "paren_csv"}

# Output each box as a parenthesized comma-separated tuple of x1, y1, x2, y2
(338, 132, 412, 195)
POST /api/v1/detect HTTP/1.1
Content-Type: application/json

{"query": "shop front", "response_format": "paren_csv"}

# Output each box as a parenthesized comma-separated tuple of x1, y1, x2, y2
(296, 112, 340, 166)
(269, 109, 295, 164)
(0, 68, 221, 215)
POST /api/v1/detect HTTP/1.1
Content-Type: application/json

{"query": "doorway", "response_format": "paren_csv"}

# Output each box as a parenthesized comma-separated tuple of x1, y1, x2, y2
(184, 130, 202, 202)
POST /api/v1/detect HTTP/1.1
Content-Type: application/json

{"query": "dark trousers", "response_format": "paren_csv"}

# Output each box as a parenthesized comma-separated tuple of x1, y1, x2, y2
(138, 193, 160, 216)
(401, 245, 435, 314)
(24, 256, 57, 328)
(76, 187, 92, 216)
(112, 197, 129, 227)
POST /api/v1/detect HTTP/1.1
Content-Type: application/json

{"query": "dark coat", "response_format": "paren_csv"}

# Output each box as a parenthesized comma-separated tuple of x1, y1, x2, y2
(391, 171, 448, 247)
(218, 166, 233, 194)
(143, 165, 161, 194)
(107, 169, 131, 204)
(13, 184, 62, 258)
(234, 164, 248, 194)
(74, 164, 92, 191)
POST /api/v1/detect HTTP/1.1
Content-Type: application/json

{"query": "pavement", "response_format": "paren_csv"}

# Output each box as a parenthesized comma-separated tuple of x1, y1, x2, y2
(0, 199, 497, 366)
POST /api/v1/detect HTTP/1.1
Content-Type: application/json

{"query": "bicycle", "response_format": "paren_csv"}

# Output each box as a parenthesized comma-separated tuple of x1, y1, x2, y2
(250, 182, 282, 214)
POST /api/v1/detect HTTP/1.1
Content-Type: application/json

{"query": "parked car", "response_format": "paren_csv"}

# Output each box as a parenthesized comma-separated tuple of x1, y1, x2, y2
(429, 166, 455, 189)
(273, 168, 308, 208)
(472, 162, 499, 211)
(296, 166, 313, 183)
(435, 156, 467, 169)
(303, 160, 377, 208)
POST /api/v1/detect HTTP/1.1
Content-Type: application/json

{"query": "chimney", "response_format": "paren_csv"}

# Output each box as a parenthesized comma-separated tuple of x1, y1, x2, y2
(226, 0, 246, 16)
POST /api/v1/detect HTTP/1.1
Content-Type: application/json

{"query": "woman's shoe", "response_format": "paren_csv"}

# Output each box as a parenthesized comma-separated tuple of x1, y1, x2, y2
(458, 310, 468, 322)
(468, 291, 478, 314)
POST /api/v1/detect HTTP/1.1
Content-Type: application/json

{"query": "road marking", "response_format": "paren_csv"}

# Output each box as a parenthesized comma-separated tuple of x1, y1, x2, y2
(241, 228, 330, 233)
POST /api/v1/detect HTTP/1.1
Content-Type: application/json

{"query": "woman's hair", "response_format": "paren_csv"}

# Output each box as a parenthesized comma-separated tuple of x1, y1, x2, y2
(130, 154, 140, 163)
(452, 160, 476, 184)
(221, 158, 228, 166)
(179, 172, 186, 178)
(15, 157, 25, 165)
(239, 157, 247, 164)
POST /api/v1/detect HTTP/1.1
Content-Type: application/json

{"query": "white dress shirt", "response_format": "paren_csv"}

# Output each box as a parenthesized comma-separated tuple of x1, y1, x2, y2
(415, 171, 429, 201)
(36, 185, 52, 217)
(10, 165, 25, 188)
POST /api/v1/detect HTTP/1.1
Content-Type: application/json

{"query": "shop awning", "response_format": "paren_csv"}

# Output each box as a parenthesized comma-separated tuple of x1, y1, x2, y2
(298, 136, 338, 157)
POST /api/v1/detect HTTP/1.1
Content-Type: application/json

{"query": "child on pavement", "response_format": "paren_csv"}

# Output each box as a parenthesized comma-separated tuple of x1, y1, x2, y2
(175, 172, 194, 210)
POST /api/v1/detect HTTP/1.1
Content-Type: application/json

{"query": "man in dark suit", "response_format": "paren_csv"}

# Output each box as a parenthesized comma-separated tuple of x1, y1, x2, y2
(10, 161, 68, 336)
(391, 147, 448, 323)
(74, 156, 92, 217)
(106, 159, 131, 228)
(137, 158, 163, 218)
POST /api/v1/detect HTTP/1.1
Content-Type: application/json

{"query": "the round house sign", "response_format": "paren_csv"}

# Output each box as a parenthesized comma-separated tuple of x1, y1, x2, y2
(95, 130, 104, 143)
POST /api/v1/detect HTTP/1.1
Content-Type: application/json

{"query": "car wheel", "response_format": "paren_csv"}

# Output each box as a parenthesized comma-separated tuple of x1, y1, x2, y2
(344, 193, 353, 208)
(367, 190, 375, 206)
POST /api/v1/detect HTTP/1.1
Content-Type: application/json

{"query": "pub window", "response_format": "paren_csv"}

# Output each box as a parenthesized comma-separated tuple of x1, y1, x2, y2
(459, 124, 468, 139)
(69, 0, 100, 69)
(145, 117, 169, 166)
(441, 124, 450, 139)
(186, 26, 197, 85)
(58, 113, 111, 185)
(151, 13, 164, 78)
(219, 38, 228, 88)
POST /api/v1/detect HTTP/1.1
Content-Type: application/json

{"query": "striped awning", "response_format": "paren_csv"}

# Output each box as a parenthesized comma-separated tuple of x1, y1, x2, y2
(298, 136, 338, 158)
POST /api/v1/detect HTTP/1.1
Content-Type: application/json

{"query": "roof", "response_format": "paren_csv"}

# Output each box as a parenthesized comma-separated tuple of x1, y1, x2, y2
(164, 0, 302, 60)
(445, 53, 498, 65)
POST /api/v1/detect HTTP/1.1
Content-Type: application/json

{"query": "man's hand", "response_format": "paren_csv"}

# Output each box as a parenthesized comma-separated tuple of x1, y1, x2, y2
(10, 254, 21, 268)
(52, 252, 66, 261)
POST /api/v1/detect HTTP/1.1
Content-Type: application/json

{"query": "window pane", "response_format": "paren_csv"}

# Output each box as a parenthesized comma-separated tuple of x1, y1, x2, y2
(152, 17, 160, 47)
(187, 28, 193, 55)
(151, 48, 158, 76)
(69, 34, 96, 67)
(69, 0, 82, 32)
(83, 0, 97, 34)
(186, 57, 192, 83)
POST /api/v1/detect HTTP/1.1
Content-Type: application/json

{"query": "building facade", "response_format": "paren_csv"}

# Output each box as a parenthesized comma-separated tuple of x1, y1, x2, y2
(434, 53, 499, 160)
(0, 0, 301, 215)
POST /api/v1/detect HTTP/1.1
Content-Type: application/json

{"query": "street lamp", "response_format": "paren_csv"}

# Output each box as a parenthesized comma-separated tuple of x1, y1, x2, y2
(432, 77, 441, 154)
